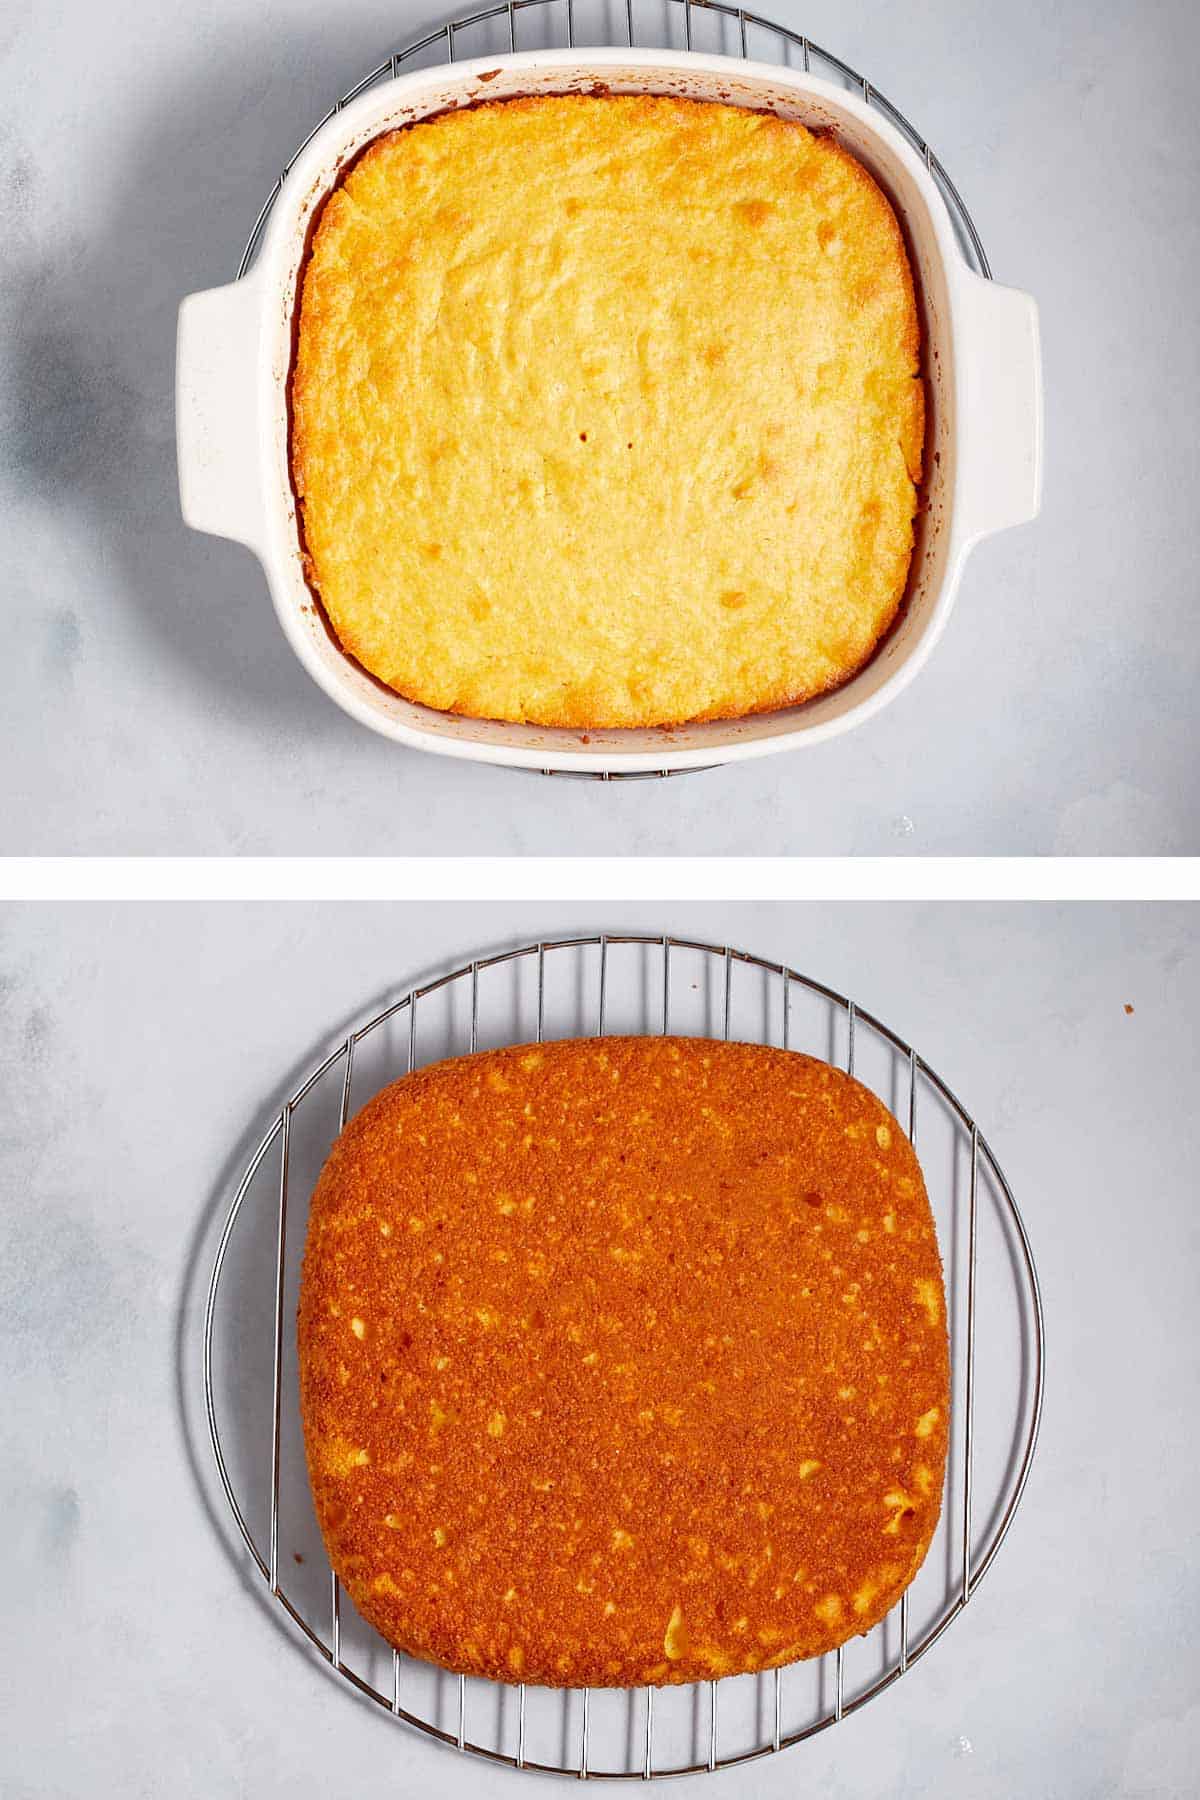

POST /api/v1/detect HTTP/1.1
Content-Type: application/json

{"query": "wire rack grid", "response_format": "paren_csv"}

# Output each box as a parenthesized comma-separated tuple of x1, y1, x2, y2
(203, 934, 1044, 1780)
(236, 0, 993, 782)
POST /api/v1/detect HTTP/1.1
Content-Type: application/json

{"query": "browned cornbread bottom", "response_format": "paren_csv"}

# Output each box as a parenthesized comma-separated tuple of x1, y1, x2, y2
(298, 1037, 948, 1687)
(291, 94, 924, 728)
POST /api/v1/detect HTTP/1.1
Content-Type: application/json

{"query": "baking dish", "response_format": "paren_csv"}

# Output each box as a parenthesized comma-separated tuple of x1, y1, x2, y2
(176, 47, 1043, 775)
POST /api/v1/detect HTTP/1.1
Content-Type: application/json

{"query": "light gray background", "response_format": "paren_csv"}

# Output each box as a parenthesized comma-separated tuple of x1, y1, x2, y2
(1, 0, 1197, 855)
(1, 901, 1197, 1797)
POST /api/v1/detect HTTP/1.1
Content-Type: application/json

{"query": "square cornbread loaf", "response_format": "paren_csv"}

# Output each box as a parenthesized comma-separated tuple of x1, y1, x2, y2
(298, 1037, 949, 1687)
(291, 95, 924, 728)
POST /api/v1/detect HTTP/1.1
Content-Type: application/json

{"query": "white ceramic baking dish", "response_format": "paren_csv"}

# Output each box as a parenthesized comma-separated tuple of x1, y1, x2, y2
(176, 47, 1042, 774)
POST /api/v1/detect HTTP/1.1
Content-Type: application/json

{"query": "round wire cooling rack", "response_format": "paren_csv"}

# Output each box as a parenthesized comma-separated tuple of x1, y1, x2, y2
(235, 0, 995, 783)
(203, 934, 1044, 1780)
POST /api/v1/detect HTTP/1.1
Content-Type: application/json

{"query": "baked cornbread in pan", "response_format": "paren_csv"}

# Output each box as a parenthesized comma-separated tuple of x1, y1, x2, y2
(290, 94, 924, 728)
(297, 1037, 948, 1688)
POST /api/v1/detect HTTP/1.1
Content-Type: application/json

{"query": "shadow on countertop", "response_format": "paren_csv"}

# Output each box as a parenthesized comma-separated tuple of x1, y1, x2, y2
(3, 11, 451, 734)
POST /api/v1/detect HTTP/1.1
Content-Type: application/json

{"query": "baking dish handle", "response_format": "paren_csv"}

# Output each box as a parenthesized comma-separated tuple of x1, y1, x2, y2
(176, 277, 267, 556)
(955, 274, 1044, 546)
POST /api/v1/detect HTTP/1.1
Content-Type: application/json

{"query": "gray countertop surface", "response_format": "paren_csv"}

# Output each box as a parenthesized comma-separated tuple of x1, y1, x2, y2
(2, 0, 1198, 854)
(2, 900, 1197, 1796)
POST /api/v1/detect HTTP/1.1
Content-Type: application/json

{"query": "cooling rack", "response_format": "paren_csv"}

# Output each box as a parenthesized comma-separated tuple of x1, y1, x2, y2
(203, 933, 1043, 1779)
(235, 0, 992, 288)
(235, 0, 993, 782)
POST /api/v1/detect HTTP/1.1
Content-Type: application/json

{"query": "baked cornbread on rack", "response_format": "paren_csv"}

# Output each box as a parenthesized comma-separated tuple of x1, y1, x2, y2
(298, 1036, 948, 1688)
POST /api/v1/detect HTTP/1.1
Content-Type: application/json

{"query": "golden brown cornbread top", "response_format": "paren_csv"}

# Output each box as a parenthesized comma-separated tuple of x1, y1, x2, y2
(291, 94, 923, 728)
(298, 1037, 948, 1688)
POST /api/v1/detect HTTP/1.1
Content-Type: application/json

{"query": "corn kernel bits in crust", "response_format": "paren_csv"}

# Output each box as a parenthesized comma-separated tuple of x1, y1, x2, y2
(298, 1037, 949, 1688)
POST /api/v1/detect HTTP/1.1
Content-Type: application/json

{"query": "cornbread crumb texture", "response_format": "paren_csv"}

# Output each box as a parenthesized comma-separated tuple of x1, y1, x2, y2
(298, 1037, 948, 1688)
(291, 95, 924, 728)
